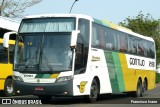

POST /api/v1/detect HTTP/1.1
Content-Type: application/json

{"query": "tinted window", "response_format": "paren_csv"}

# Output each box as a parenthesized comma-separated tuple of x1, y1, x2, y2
(137, 38, 144, 56)
(118, 33, 128, 52)
(0, 44, 8, 63)
(132, 36, 137, 54)
(92, 23, 117, 51)
(75, 19, 90, 71)
(147, 41, 155, 58)
(91, 22, 155, 59)
(9, 45, 14, 64)
(104, 28, 117, 51)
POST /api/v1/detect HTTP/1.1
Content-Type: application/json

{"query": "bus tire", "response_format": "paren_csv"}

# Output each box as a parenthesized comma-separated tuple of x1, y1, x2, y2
(38, 95, 52, 104)
(134, 79, 142, 97)
(87, 79, 99, 103)
(4, 78, 13, 97)
(142, 80, 147, 96)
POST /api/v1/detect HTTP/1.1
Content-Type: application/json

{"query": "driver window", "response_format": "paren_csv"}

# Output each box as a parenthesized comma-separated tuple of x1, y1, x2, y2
(75, 19, 90, 71)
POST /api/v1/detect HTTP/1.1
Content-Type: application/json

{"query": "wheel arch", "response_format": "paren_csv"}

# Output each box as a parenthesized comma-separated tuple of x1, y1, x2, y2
(143, 77, 148, 90)
(93, 76, 100, 94)
(137, 76, 142, 83)
(4, 76, 12, 86)
(6, 76, 12, 80)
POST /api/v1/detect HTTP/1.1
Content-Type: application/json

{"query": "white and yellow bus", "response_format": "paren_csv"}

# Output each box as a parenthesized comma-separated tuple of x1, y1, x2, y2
(12, 14, 156, 103)
(0, 32, 17, 97)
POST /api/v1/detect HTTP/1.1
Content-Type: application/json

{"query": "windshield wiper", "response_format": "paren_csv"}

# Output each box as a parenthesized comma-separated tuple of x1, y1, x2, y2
(24, 44, 40, 70)
(42, 53, 54, 72)
(38, 35, 54, 72)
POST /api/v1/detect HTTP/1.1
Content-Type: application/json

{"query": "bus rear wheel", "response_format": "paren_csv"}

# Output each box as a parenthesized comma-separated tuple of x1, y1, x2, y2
(142, 80, 147, 96)
(134, 79, 142, 97)
(4, 78, 13, 97)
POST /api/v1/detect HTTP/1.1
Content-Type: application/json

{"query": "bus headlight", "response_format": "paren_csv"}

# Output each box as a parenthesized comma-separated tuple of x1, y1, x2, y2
(56, 76, 73, 83)
(13, 76, 23, 82)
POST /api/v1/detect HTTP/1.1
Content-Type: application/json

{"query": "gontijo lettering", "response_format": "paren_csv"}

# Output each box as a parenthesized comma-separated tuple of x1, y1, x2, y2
(130, 58, 145, 66)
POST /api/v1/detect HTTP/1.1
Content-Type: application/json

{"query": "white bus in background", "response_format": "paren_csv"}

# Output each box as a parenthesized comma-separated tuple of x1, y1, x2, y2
(12, 14, 156, 103)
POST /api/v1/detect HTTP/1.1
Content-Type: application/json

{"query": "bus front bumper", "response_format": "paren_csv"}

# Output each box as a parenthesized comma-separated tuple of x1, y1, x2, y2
(13, 80, 73, 96)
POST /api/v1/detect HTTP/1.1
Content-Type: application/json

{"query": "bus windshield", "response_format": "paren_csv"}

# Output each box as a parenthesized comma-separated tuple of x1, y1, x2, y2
(14, 33, 73, 73)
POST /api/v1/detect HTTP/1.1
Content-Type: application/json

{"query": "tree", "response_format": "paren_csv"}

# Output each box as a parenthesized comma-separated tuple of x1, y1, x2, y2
(0, 0, 42, 18)
(119, 11, 160, 64)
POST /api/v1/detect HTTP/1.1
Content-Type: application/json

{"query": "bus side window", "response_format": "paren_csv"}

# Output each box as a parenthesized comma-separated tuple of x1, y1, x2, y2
(128, 35, 132, 54)
(104, 28, 118, 51)
(92, 24, 99, 47)
(147, 42, 155, 58)
(9, 45, 14, 64)
(105, 29, 113, 50)
(99, 29, 105, 48)
(132, 37, 137, 54)
(119, 34, 128, 52)
(137, 38, 144, 56)
(150, 43, 155, 58)
(143, 40, 148, 57)
(0, 47, 8, 63)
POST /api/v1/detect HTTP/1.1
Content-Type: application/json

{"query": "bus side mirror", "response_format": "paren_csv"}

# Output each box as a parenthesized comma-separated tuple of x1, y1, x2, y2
(70, 30, 80, 49)
(3, 32, 17, 48)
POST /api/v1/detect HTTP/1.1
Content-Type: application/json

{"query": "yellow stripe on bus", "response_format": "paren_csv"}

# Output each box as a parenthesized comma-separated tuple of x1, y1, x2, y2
(50, 74, 59, 78)
(118, 53, 156, 92)
(119, 53, 137, 91)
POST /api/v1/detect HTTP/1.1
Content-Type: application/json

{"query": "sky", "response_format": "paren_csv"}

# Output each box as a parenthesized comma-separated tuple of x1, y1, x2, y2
(24, 0, 160, 24)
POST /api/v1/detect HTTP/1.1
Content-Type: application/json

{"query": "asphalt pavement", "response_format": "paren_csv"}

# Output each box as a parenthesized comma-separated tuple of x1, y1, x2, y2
(0, 83, 160, 107)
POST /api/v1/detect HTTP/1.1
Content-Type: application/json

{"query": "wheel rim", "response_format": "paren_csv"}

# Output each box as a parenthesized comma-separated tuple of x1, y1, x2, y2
(143, 82, 147, 91)
(90, 83, 97, 98)
(143, 82, 147, 92)
(7, 84, 13, 94)
(137, 82, 142, 97)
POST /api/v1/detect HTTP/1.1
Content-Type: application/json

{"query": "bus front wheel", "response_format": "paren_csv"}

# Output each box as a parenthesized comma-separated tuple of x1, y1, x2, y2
(4, 78, 13, 97)
(87, 79, 99, 103)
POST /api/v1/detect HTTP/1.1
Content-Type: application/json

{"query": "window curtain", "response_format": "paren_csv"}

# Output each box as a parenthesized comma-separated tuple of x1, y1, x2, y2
(20, 19, 74, 33)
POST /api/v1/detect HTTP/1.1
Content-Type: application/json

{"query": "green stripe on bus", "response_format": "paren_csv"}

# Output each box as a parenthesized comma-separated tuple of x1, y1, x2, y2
(35, 74, 51, 78)
(112, 52, 125, 92)
(104, 51, 120, 92)
(35, 74, 44, 78)
(43, 74, 51, 78)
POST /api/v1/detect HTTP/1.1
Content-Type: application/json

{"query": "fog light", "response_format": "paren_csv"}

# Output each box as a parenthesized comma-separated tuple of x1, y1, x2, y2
(64, 92, 68, 95)
(17, 90, 20, 94)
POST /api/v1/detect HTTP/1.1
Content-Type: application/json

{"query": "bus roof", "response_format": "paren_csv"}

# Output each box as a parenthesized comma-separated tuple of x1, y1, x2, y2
(24, 14, 93, 21)
(23, 14, 154, 42)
